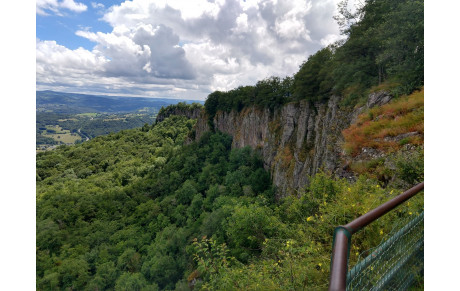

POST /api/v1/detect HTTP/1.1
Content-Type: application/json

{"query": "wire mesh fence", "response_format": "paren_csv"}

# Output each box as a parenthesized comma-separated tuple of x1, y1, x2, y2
(346, 211, 424, 291)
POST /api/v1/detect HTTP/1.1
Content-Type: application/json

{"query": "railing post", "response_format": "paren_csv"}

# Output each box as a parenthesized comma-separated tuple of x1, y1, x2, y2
(329, 226, 351, 291)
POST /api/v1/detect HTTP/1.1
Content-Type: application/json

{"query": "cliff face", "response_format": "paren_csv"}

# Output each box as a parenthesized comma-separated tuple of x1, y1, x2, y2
(194, 96, 366, 197)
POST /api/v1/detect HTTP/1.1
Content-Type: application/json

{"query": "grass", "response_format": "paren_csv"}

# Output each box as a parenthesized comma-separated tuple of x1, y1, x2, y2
(42, 125, 82, 144)
(76, 112, 98, 117)
(103, 117, 126, 121)
(343, 88, 424, 156)
(45, 125, 65, 134)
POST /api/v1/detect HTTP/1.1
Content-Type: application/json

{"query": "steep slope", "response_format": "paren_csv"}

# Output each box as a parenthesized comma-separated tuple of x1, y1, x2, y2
(194, 96, 355, 196)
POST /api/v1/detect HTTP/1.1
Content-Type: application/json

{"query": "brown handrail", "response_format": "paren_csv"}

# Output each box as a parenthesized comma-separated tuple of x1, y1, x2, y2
(328, 182, 424, 291)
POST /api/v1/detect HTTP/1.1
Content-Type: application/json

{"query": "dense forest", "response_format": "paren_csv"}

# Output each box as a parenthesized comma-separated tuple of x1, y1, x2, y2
(37, 115, 274, 289)
(36, 0, 424, 289)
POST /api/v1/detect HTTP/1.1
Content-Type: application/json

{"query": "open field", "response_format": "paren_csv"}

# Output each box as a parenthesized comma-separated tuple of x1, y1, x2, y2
(42, 125, 82, 144)
(76, 112, 98, 117)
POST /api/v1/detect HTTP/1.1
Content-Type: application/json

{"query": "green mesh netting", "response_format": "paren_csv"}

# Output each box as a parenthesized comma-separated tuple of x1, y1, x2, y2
(346, 211, 424, 291)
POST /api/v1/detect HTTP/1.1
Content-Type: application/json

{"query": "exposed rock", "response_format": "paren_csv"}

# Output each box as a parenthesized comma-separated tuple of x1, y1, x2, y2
(193, 97, 356, 198)
(382, 131, 420, 142)
(354, 147, 387, 161)
(335, 163, 356, 182)
(193, 110, 211, 141)
(367, 91, 392, 108)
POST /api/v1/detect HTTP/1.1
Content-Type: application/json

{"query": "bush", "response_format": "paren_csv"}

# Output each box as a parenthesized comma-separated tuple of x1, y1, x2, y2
(394, 147, 424, 185)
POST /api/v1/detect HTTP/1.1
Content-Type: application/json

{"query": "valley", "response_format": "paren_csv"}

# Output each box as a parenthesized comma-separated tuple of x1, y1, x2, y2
(36, 91, 203, 151)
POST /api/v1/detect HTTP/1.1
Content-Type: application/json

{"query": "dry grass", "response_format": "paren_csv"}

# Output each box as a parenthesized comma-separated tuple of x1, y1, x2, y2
(343, 88, 424, 156)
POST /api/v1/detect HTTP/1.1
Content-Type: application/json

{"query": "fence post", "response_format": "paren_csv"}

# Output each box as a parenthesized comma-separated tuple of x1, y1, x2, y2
(329, 226, 351, 291)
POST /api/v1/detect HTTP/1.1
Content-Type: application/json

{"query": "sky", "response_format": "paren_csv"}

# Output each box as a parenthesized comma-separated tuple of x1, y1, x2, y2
(36, 0, 348, 100)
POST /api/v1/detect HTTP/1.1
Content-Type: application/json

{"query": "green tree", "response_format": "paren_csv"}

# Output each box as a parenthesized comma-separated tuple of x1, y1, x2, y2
(114, 272, 157, 291)
(117, 248, 142, 273)
(58, 258, 90, 290)
(225, 204, 284, 261)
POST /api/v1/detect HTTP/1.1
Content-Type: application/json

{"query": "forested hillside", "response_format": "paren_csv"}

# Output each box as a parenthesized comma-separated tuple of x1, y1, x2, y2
(37, 115, 275, 290)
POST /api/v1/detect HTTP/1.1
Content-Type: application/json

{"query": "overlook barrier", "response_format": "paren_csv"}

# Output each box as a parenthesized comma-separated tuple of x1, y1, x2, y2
(329, 182, 424, 291)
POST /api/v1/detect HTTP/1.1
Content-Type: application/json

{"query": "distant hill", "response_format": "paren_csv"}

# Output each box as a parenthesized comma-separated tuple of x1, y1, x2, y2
(36, 90, 204, 114)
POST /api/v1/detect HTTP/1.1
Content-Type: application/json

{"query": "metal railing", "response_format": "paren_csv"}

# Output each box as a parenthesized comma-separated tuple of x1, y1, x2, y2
(328, 182, 424, 291)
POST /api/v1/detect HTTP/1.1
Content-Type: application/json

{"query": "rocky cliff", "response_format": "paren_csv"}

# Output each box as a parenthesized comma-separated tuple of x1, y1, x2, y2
(194, 97, 360, 197)
(192, 92, 395, 197)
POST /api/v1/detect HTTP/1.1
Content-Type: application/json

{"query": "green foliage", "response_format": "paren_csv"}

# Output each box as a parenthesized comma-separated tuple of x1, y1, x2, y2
(394, 147, 424, 185)
(204, 77, 293, 122)
(114, 272, 158, 291)
(118, 248, 142, 273)
(157, 102, 203, 118)
(58, 258, 90, 290)
(192, 236, 234, 280)
(36, 115, 274, 290)
(293, 47, 334, 102)
(225, 203, 285, 261)
(36, 133, 58, 146)
(198, 173, 423, 290)
(89, 261, 118, 290)
(331, 0, 424, 99)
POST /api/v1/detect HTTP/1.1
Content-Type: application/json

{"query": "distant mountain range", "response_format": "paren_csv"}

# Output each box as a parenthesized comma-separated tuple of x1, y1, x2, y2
(36, 90, 204, 114)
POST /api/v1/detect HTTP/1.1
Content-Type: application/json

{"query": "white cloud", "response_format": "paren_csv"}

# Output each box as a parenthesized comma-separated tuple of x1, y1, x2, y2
(37, 0, 344, 99)
(60, 0, 87, 12)
(36, 39, 107, 77)
(91, 2, 105, 9)
(76, 23, 196, 79)
(320, 33, 345, 47)
(37, 0, 87, 16)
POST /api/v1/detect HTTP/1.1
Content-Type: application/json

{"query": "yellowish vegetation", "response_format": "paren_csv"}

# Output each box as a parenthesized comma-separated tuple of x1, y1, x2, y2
(343, 88, 424, 156)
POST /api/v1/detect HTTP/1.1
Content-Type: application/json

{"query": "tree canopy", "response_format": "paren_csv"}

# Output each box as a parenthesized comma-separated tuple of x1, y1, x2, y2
(37, 115, 274, 290)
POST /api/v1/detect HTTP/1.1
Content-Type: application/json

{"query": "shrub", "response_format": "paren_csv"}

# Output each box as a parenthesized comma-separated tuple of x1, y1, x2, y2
(394, 148, 424, 185)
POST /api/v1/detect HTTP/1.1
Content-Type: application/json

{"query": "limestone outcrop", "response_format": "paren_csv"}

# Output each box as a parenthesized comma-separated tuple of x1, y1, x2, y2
(191, 92, 393, 197)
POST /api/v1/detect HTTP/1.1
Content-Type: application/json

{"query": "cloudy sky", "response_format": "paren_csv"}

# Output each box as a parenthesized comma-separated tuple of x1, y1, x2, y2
(36, 0, 346, 100)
